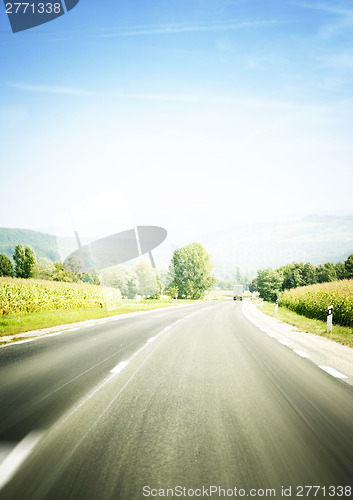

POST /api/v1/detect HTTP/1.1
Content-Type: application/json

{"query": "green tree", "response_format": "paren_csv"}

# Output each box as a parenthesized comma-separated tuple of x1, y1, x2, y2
(13, 244, 26, 277)
(101, 265, 138, 298)
(344, 253, 353, 279)
(216, 279, 234, 290)
(63, 255, 84, 274)
(302, 262, 317, 285)
(53, 262, 77, 282)
(81, 271, 100, 285)
(125, 270, 139, 299)
(101, 266, 125, 290)
(257, 267, 283, 301)
(32, 257, 55, 280)
(335, 262, 347, 280)
(60, 256, 100, 284)
(281, 262, 305, 290)
(13, 244, 36, 278)
(168, 242, 216, 299)
(23, 246, 36, 278)
(316, 262, 337, 283)
(249, 277, 258, 293)
(159, 268, 172, 290)
(135, 261, 159, 298)
(0, 254, 14, 277)
(278, 264, 292, 290)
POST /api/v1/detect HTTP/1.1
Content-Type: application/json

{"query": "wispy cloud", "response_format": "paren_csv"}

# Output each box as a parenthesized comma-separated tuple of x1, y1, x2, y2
(0, 19, 278, 44)
(97, 20, 278, 38)
(7, 82, 91, 95)
(294, 2, 353, 16)
(293, 1, 353, 37)
(7, 81, 294, 110)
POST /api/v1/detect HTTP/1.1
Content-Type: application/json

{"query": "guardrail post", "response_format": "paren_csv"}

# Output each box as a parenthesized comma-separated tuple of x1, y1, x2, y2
(275, 298, 279, 315)
(327, 305, 333, 333)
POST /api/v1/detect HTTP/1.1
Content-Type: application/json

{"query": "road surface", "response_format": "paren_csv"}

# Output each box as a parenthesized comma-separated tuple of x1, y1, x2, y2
(0, 301, 353, 499)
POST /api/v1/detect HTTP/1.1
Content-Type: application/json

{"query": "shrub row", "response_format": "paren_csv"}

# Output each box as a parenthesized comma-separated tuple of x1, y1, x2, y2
(279, 279, 353, 327)
(0, 277, 122, 315)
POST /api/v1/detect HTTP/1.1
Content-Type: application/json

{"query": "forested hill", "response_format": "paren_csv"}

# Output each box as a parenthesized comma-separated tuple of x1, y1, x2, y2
(0, 228, 60, 262)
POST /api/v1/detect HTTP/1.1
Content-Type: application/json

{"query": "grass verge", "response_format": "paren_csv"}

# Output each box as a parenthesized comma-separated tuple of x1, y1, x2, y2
(0, 299, 199, 338)
(257, 301, 353, 348)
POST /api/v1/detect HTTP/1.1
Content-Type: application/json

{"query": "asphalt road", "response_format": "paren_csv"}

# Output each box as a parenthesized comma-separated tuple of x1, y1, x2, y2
(1, 301, 353, 499)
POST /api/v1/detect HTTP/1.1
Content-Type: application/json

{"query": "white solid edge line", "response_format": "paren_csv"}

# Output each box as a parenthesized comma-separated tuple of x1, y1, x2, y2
(110, 361, 130, 374)
(0, 431, 43, 490)
(242, 305, 349, 380)
(319, 366, 348, 379)
(277, 339, 291, 346)
(293, 349, 312, 359)
(267, 332, 277, 338)
(242, 307, 276, 338)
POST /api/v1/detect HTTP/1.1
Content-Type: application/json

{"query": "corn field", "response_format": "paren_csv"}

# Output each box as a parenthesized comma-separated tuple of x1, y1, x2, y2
(279, 279, 353, 327)
(0, 277, 122, 315)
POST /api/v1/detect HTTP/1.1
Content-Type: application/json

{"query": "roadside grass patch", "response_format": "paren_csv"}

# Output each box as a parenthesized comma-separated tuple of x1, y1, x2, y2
(0, 298, 199, 338)
(258, 301, 353, 348)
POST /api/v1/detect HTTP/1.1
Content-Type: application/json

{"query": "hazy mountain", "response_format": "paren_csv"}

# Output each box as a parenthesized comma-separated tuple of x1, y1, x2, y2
(0, 228, 61, 262)
(0, 228, 95, 265)
(199, 214, 353, 279)
(1, 214, 353, 279)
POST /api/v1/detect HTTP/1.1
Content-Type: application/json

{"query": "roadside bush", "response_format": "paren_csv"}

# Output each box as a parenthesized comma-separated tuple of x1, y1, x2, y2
(279, 279, 353, 327)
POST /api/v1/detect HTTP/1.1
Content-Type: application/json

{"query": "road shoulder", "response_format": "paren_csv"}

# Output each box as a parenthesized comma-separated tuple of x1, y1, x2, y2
(242, 300, 353, 387)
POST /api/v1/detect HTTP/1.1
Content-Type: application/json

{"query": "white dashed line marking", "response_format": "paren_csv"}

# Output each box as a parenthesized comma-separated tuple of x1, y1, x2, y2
(109, 309, 203, 377)
(293, 349, 312, 359)
(319, 366, 348, 379)
(110, 361, 129, 374)
(0, 431, 43, 490)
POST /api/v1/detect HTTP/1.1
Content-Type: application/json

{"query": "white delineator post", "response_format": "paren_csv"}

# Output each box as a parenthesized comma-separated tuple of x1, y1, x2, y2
(275, 298, 279, 315)
(327, 305, 333, 333)
(261, 298, 264, 308)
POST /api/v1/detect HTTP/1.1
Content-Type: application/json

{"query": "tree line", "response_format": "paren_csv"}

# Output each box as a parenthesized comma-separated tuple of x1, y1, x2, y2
(0, 242, 217, 300)
(215, 266, 251, 291)
(249, 253, 353, 301)
(0, 244, 160, 298)
(0, 244, 100, 284)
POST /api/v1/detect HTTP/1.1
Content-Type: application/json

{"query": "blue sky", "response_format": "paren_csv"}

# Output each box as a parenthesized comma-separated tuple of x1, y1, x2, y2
(1, 0, 353, 243)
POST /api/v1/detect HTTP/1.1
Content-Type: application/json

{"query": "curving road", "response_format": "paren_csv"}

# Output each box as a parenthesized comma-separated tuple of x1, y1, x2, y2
(0, 301, 353, 499)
